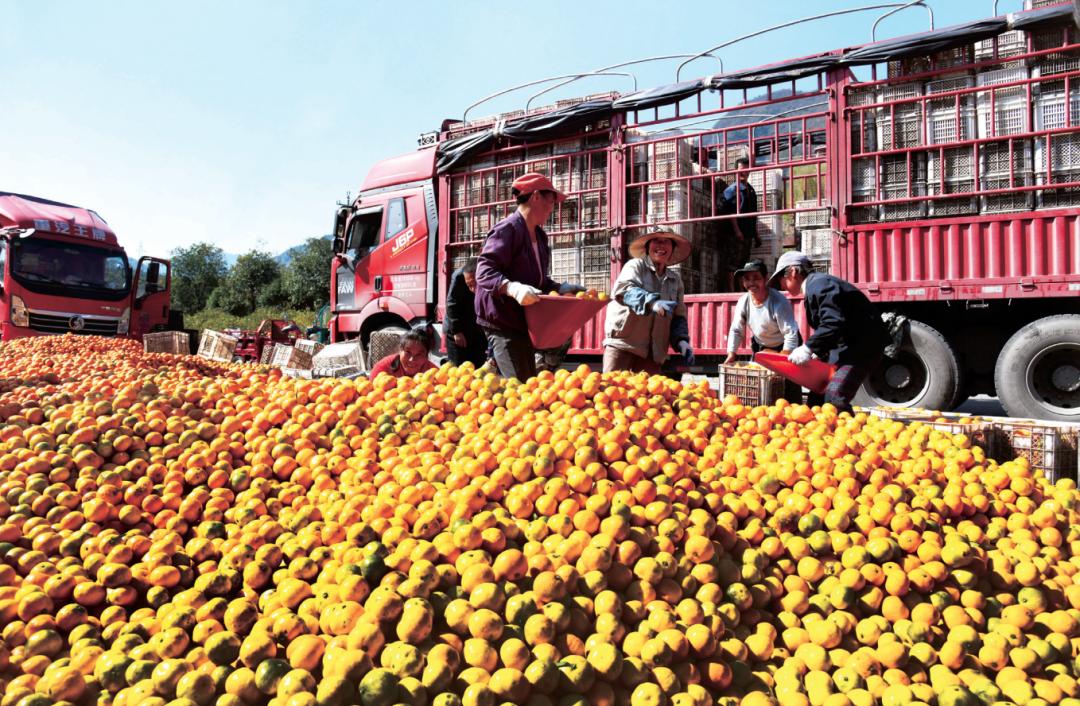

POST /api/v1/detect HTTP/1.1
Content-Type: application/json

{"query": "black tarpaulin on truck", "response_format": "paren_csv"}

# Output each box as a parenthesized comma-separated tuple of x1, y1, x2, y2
(436, 99, 613, 173)
(841, 17, 1007, 64)
(840, 5, 1071, 64)
(612, 79, 707, 111)
(708, 54, 842, 89)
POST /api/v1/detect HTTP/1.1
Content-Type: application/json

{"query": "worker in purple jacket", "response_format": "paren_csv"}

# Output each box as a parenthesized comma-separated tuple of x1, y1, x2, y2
(475, 173, 585, 380)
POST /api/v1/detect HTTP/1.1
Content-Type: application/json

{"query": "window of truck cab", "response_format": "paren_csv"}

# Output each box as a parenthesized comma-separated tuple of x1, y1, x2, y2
(346, 207, 383, 258)
(135, 259, 167, 299)
(10, 237, 131, 301)
(384, 198, 406, 241)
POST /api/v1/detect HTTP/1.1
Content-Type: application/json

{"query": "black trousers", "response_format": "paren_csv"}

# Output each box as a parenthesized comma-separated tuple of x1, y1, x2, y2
(446, 330, 486, 367)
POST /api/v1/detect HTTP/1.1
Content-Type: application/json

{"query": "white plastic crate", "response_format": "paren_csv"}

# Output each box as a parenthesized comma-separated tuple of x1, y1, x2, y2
(1034, 82, 1080, 131)
(580, 272, 610, 295)
(880, 182, 929, 221)
(927, 74, 976, 145)
(1036, 166, 1080, 209)
(848, 85, 879, 154)
(976, 66, 1031, 138)
(928, 148, 977, 216)
(980, 173, 1036, 213)
(312, 341, 364, 370)
(800, 228, 833, 258)
(980, 139, 1035, 177)
(581, 245, 609, 273)
(849, 188, 878, 224)
(851, 158, 877, 192)
(974, 30, 1028, 64)
(881, 153, 927, 187)
(795, 200, 830, 228)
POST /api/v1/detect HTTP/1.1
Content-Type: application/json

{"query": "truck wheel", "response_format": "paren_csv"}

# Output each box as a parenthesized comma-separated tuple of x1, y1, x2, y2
(995, 315, 1080, 422)
(853, 319, 962, 411)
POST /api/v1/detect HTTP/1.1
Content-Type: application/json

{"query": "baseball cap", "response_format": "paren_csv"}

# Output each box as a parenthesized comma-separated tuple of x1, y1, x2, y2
(511, 173, 567, 203)
(768, 250, 813, 288)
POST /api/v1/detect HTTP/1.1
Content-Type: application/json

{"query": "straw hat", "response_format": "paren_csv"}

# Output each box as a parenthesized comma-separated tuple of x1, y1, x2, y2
(628, 229, 692, 265)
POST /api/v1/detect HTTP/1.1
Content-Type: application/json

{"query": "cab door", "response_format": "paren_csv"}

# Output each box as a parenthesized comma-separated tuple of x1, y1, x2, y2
(381, 194, 428, 315)
(335, 205, 385, 316)
(131, 257, 171, 336)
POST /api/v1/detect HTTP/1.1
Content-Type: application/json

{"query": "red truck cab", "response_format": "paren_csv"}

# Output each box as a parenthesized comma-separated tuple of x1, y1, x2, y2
(0, 192, 173, 340)
(329, 149, 439, 346)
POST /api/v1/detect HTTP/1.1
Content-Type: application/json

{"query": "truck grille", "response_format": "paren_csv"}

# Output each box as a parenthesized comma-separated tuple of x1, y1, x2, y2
(28, 312, 120, 336)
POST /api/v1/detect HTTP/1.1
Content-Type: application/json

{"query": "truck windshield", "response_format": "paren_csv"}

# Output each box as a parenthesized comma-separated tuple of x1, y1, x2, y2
(10, 237, 131, 300)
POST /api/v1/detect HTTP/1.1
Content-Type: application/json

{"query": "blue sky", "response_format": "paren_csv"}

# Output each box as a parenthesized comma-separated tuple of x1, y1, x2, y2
(3, 0, 986, 258)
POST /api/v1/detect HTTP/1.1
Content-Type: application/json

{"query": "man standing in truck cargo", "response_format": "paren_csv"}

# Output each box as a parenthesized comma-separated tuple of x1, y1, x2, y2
(722, 157, 762, 267)
(771, 250, 889, 414)
(474, 173, 585, 380)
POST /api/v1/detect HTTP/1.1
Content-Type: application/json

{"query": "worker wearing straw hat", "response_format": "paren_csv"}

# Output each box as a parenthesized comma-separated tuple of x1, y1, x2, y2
(602, 228, 695, 373)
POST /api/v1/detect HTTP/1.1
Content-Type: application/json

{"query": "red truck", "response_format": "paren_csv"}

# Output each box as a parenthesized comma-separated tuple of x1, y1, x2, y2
(0, 192, 175, 341)
(330, 2, 1080, 422)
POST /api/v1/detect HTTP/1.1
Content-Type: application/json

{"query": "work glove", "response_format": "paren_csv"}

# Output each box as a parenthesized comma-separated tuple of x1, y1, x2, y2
(506, 281, 541, 306)
(678, 341, 696, 366)
(558, 282, 587, 295)
(788, 344, 814, 366)
(652, 300, 678, 317)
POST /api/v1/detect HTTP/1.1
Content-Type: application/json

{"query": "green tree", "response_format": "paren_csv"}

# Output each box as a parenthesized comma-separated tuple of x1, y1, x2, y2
(283, 237, 333, 309)
(170, 242, 228, 313)
(257, 278, 291, 309)
(222, 250, 281, 316)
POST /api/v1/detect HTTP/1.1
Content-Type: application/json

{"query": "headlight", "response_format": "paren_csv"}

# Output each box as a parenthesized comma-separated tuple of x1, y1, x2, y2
(117, 307, 130, 335)
(11, 295, 28, 327)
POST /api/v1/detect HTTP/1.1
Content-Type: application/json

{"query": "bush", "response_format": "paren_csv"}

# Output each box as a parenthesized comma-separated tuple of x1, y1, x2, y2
(185, 307, 317, 333)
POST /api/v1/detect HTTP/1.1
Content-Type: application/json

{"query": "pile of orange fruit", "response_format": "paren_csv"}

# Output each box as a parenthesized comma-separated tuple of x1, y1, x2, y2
(0, 334, 1076, 706)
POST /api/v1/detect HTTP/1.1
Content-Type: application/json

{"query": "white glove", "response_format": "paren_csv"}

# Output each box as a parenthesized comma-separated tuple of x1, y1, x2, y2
(506, 281, 541, 306)
(788, 345, 814, 366)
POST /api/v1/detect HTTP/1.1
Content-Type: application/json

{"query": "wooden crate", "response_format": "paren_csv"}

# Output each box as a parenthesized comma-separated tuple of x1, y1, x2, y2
(269, 344, 314, 370)
(717, 363, 786, 407)
(295, 339, 325, 356)
(312, 341, 364, 372)
(198, 330, 239, 362)
(143, 331, 190, 355)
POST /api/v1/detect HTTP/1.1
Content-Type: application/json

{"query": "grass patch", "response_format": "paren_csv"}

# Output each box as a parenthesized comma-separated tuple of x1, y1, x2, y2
(182, 308, 317, 332)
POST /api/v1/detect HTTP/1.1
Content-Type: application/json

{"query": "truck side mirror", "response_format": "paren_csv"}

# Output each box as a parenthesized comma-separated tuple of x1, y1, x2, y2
(333, 207, 349, 254)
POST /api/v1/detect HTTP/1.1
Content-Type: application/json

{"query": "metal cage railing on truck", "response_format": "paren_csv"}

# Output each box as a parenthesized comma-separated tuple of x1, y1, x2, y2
(431, 1, 1080, 364)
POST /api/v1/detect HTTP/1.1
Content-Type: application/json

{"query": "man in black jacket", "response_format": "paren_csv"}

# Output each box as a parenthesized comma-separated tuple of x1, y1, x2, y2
(770, 251, 889, 413)
(445, 258, 487, 366)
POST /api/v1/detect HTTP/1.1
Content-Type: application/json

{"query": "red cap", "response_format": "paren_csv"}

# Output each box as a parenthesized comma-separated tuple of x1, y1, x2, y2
(511, 173, 567, 203)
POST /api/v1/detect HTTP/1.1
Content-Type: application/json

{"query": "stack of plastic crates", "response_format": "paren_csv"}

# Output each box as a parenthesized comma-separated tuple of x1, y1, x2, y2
(926, 73, 978, 216)
(849, 156, 878, 225)
(880, 153, 928, 221)
(974, 30, 1028, 66)
(877, 82, 924, 152)
(1034, 55, 1080, 208)
(847, 84, 879, 156)
(977, 66, 1035, 213)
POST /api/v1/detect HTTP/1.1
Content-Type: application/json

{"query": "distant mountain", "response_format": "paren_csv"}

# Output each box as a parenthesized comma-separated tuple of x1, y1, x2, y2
(221, 234, 332, 269)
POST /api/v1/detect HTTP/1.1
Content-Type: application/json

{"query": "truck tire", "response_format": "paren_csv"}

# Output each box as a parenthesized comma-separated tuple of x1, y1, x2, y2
(995, 314, 1080, 422)
(853, 319, 962, 411)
